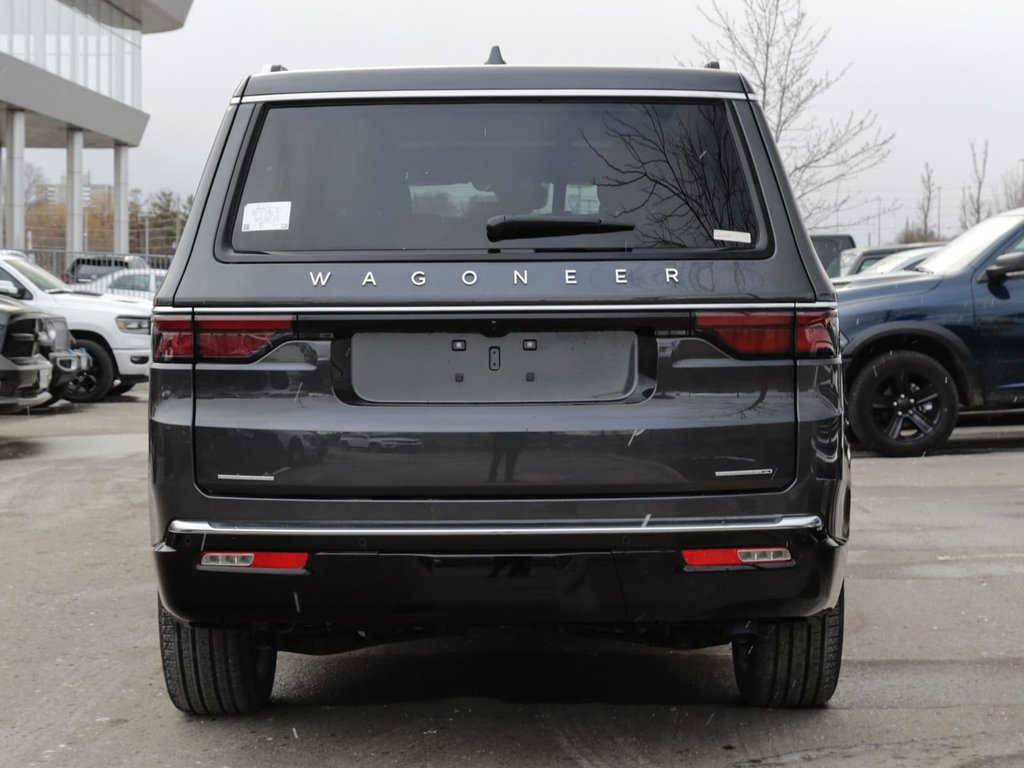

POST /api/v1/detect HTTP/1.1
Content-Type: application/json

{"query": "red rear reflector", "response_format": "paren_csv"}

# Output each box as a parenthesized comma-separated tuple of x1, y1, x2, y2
(682, 548, 743, 566)
(196, 316, 295, 360)
(681, 547, 791, 566)
(153, 317, 194, 362)
(251, 552, 309, 569)
(695, 311, 792, 356)
(200, 551, 309, 569)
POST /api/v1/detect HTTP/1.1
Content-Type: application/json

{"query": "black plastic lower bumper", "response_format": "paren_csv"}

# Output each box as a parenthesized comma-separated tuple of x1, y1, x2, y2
(155, 525, 845, 629)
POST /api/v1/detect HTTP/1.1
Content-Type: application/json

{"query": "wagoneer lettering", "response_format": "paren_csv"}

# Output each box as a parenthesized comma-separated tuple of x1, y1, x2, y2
(307, 265, 707, 290)
(152, 62, 849, 716)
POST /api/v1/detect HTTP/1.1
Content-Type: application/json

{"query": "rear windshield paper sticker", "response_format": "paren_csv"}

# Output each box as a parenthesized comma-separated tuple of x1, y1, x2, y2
(242, 201, 292, 232)
(713, 228, 752, 244)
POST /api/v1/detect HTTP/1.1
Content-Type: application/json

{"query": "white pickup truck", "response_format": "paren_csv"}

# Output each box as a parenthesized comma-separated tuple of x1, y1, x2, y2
(0, 252, 152, 401)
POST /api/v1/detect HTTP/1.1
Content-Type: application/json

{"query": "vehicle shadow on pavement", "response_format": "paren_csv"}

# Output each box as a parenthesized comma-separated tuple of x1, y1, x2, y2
(932, 435, 1024, 455)
(957, 410, 1024, 428)
(852, 410, 1024, 457)
(853, 432, 1024, 458)
(167, 640, 837, 767)
(270, 632, 741, 708)
(0, 440, 42, 460)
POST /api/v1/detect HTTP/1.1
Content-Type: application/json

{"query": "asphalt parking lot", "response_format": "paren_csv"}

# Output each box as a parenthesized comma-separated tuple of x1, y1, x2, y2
(1, 390, 1023, 767)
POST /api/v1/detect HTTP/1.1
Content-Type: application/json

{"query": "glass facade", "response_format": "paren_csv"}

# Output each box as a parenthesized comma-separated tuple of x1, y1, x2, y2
(0, 0, 142, 108)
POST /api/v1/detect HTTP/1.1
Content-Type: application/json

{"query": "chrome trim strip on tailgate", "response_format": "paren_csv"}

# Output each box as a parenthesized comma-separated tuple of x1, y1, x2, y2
(168, 515, 822, 537)
(715, 468, 775, 477)
(154, 302, 837, 315)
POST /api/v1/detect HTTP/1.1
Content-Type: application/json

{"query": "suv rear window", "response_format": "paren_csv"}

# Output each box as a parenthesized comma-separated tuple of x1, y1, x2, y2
(229, 100, 762, 257)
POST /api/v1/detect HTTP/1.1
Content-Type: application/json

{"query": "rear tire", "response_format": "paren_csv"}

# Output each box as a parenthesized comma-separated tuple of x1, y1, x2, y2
(63, 339, 115, 403)
(732, 590, 844, 707)
(848, 350, 959, 457)
(158, 599, 276, 715)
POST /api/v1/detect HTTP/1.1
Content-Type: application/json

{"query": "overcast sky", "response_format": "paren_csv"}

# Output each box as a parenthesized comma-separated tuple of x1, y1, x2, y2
(29, 0, 1024, 245)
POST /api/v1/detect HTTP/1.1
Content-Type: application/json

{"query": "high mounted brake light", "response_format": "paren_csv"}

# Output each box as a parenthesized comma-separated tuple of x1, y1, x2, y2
(694, 309, 838, 359)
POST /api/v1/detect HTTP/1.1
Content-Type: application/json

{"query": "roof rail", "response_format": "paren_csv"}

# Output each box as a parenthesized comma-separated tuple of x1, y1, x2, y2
(259, 64, 289, 74)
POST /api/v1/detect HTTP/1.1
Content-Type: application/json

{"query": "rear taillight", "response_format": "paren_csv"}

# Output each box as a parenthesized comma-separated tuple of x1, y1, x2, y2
(151, 315, 296, 363)
(794, 310, 839, 357)
(197, 316, 294, 361)
(695, 311, 792, 356)
(153, 317, 194, 362)
(694, 309, 838, 359)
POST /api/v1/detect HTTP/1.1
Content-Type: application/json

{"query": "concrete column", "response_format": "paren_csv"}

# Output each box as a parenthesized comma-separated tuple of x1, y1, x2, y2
(0, 138, 5, 248)
(113, 143, 129, 254)
(4, 110, 26, 250)
(66, 128, 84, 254)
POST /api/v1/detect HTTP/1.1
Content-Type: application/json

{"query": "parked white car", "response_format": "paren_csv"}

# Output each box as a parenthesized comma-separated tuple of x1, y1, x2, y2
(0, 253, 152, 401)
(77, 267, 167, 300)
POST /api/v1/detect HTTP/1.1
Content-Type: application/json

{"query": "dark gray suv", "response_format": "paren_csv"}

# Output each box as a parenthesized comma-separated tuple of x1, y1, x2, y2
(151, 63, 849, 714)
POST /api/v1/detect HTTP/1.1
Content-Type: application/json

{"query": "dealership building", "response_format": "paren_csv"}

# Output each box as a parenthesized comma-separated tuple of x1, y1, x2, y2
(0, 0, 192, 253)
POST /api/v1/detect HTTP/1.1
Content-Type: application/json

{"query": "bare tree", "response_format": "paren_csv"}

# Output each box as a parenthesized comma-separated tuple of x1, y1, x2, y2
(692, 0, 894, 227)
(23, 163, 49, 207)
(918, 163, 936, 237)
(959, 139, 989, 230)
(994, 164, 1024, 213)
(586, 104, 758, 249)
(896, 163, 938, 243)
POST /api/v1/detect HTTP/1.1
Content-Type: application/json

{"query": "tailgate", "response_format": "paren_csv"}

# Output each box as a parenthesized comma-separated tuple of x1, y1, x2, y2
(190, 308, 818, 499)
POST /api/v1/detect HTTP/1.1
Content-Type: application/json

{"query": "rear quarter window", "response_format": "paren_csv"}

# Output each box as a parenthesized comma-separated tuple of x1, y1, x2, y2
(227, 99, 765, 259)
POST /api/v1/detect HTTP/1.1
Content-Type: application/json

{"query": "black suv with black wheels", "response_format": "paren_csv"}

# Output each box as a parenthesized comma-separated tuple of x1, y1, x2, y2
(151, 63, 849, 714)
(839, 210, 1024, 457)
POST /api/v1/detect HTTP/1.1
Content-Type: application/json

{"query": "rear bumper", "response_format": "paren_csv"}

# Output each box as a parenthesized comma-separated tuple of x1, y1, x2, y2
(155, 515, 845, 627)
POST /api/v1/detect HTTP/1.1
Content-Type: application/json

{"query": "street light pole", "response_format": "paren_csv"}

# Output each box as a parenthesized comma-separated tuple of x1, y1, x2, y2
(1019, 158, 1024, 206)
(876, 197, 882, 244)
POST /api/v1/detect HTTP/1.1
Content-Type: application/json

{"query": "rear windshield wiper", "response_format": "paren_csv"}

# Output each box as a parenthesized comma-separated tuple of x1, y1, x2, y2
(486, 215, 634, 243)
